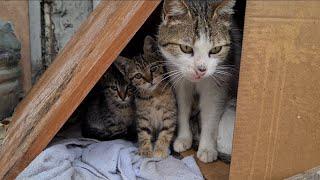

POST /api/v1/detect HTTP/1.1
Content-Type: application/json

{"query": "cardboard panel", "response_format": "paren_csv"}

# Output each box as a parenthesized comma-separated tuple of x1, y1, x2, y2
(230, 1, 320, 179)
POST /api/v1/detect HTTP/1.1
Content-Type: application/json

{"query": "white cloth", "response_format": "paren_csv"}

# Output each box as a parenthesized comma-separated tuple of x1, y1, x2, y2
(17, 138, 203, 180)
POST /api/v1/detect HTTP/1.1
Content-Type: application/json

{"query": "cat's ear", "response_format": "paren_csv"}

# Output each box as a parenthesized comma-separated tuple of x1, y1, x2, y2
(113, 56, 131, 76)
(163, 0, 190, 24)
(143, 36, 157, 54)
(213, 0, 235, 16)
(211, 0, 235, 26)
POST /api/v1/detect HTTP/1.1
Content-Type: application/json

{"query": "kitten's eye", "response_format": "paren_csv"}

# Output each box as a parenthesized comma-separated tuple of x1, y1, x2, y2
(150, 66, 158, 72)
(179, 44, 193, 55)
(110, 86, 117, 91)
(209, 46, 222, 56)
(134, 73, 142, 79)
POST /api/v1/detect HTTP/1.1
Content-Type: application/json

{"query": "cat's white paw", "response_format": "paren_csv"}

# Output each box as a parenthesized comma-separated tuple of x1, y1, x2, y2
(197, 148, 218, 163)
(173, 137, 192, 152)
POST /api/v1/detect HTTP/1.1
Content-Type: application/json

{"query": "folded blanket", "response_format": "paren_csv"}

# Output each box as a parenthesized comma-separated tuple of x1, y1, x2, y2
(17, 138, 203, 180)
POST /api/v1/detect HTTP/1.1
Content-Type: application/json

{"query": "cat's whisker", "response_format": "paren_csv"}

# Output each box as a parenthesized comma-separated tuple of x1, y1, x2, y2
(161, 72, 181, 93)
(169, 74, 181, 89)
(161, 70, 180, 77)
(161, 77, 175, 93)
(217, 74, 231, 84)
(153, 71, 180, 88)
(214, 71, 233, 77)
(160, 73, 180, 85)
(215, 69, 237, 74)
(209, 74, 224, 87)
(171, 75, 183, 90)
(216, 65, 236, 69)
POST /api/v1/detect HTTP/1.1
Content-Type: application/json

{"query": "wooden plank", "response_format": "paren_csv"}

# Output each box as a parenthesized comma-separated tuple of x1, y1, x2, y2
(0, 0, 32, 93)
(230, 1, 320, 179)
(0, 1, 160, 179)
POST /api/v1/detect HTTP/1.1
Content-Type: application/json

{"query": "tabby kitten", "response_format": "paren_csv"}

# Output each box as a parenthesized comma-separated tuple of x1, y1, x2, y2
(116, 36, 177, 158)
(158, 0, 240, 162)
(82, 58, 135, 140)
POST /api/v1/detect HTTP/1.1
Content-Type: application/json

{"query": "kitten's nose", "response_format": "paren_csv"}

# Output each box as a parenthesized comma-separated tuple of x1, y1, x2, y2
(197, 66, 207, 73)
(118, 91, 126, 101)
(120, 96, 126, 101)
(145, 75, 153, 85)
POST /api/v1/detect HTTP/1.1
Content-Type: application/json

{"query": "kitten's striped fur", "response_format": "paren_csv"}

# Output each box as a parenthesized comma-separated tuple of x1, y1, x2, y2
(115, 36, 177, 158)
(82, 58, 135, 140)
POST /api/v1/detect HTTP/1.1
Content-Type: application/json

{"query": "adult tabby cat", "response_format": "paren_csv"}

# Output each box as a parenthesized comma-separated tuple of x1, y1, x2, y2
(82, 57, 135, 140)
(116, 36, 177, 158)
(158, 0, 240, 162)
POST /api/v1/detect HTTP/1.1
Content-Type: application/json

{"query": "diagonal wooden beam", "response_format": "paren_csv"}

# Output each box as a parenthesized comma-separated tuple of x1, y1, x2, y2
(0, 1, 160, 178)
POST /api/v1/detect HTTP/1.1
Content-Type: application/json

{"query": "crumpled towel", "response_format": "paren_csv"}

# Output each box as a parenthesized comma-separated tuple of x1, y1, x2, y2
(17, 138, 203, 180)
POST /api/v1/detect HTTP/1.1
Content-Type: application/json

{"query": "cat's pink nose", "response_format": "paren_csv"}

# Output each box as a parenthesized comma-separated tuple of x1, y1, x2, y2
(197, 66, 207, 73)
(195, 66, 206, 76)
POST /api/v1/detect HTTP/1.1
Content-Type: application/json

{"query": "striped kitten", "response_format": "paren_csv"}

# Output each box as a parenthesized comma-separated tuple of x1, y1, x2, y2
(158, 0, 240, 162)
(82, 58, 135, 140)
(115, 36, 177, 158)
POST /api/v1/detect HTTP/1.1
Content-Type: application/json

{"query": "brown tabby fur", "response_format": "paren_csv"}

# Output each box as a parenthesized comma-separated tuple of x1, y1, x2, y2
(82, 58, 135, 140)
(115, 36, 177, 158)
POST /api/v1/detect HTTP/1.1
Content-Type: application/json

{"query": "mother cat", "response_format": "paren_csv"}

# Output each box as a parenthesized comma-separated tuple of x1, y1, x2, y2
(158, 0, 240, 163)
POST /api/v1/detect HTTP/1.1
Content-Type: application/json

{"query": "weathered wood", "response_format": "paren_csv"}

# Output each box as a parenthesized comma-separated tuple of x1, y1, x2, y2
(0, 0, 32, 93)
(230, 1, 320, 179)
(0, 1, 160, 179)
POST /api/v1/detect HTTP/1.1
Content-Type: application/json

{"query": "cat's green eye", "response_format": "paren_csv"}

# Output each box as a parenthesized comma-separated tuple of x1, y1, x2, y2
(150, 66, 158, 72)
(179, 44, 193, 54)
(110, 86, 117, 91)
(134, 73, 142, 79)
(209, 46, 222, 56)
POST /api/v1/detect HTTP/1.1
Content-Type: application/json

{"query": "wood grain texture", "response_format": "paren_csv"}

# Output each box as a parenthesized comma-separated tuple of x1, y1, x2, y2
(0, 0, 32, 93)
(230, 1, 320, 179)
(0, 1, 160, 179)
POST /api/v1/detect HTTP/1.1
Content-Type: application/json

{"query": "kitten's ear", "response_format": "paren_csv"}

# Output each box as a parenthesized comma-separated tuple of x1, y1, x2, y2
(213, 0, 235, 16)
(212, 0, 235, 25)
(143, 36, 157, 54)
(163, 0, 190, 24)
(101, 66, 113, 83)
(113, 56, 130, 75)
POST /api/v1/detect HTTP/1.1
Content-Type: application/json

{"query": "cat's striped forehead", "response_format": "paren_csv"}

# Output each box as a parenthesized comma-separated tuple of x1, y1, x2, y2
(133, 55, 149, 69)
(105, 66, 129, 86)
(159, 0, 234, 46)
(133, 53, 162, 69)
